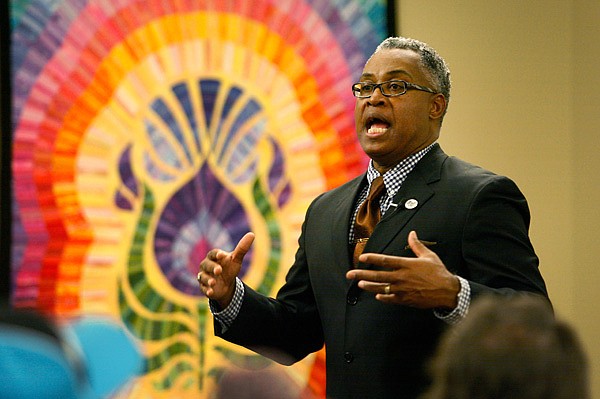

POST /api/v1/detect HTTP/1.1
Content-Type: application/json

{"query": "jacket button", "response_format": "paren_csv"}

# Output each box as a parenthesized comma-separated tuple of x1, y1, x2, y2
(344, 352, 354, 363)
(346, 295, 358, 305)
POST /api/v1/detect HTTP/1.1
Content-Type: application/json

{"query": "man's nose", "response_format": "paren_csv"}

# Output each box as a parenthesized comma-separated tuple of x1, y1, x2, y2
(367, 85, 386, 104)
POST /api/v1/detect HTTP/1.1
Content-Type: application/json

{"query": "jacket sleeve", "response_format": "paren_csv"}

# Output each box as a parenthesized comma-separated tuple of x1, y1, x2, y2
(215, 196, 325, 365)
(460, 175, 548, 300)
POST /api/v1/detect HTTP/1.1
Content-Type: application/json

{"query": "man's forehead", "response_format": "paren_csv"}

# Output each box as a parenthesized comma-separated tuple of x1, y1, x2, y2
(361, 49, 421, 78)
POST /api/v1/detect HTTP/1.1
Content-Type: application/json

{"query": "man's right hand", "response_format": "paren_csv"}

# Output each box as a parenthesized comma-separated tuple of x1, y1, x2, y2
(198, 232, 255, 309)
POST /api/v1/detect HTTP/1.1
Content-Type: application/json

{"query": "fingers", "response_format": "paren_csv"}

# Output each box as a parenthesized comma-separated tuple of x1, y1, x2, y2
(356, 253, 395, 269)
(358, 280, 392, 293)
(198, 232, 254, 299)
(346, 230, 434, 280)
(347, 268, 391, 282)
(197, 252, 225, 296)
(231, 232, 255, 263)
(356, 231, 432, 267)
(196, 270, 213, 296)
(202, 232, 255, 272)
(406, 230, 435, 257)
(201, 250, 223, 275)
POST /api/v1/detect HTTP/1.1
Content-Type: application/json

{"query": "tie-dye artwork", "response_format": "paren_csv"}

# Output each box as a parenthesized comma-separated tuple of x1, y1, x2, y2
(9, 0, 390, 397)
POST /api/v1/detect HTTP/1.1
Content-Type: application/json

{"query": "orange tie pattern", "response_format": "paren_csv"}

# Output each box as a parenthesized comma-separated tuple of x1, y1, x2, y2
(353, 176, 385, 266)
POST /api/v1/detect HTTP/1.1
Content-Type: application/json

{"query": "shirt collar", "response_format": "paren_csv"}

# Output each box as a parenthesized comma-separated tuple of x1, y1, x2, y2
(366, 142, 436, 195)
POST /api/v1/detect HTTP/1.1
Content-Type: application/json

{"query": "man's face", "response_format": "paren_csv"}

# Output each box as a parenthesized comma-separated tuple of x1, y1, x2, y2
(354, 48, 443, 172)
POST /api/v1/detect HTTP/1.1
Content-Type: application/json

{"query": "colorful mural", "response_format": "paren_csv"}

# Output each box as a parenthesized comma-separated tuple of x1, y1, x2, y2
(10, 0, 390, 397)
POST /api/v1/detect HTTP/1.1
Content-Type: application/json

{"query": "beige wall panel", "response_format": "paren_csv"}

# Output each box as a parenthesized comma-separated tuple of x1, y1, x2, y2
(398, 1, 598, 396)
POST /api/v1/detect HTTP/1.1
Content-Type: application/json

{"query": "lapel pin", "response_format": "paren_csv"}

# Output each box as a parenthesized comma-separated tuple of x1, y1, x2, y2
(404, 199, 418, 209)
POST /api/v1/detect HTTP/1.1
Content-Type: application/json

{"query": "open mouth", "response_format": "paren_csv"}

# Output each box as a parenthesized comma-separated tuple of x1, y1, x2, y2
(366, 117, 390, 134)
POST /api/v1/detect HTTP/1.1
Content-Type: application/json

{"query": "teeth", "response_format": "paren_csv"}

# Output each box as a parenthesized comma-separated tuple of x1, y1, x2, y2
(368, 126, 387, 134)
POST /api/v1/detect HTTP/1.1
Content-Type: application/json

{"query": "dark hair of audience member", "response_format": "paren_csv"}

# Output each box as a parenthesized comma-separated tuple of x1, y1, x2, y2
(422, 294, 589, 399)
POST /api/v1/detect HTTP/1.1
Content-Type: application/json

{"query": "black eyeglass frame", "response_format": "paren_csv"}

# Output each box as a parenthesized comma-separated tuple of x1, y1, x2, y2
(351, 79, 437, 98)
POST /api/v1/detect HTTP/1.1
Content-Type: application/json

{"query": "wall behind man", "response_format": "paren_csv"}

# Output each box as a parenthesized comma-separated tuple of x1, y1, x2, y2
(398, 0, 599, 397)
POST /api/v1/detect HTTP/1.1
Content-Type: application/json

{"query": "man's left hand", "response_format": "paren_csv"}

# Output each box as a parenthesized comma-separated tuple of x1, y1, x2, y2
(346, 230, 460, 309)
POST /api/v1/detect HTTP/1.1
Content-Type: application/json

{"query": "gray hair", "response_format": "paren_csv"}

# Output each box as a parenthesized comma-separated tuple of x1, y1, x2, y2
(375, 37, 451, 116)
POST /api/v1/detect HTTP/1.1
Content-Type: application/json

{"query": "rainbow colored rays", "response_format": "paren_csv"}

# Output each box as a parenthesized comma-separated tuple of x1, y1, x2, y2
(11, 0, 388, 397)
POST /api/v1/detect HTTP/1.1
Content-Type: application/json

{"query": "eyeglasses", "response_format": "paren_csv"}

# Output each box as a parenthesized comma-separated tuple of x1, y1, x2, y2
(351, 79, 437, 98)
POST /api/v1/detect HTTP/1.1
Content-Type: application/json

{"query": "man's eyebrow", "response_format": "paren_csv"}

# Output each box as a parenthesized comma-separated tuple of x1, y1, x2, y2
(359, 69, 414, 80)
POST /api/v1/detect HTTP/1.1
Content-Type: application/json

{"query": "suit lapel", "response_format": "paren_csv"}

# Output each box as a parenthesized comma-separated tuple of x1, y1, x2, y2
(329, 174, 367, 274)
(360, 145, 447, 264)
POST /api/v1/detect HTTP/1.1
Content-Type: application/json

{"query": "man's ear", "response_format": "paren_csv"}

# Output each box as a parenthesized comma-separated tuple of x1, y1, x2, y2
(430, 94, 447, 120)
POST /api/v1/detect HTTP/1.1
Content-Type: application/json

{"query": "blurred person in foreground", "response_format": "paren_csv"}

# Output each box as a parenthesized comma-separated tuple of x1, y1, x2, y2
(211, 365, 317, 399)
(198, 36, 549, 398)
(422, 294, 589, 399)
(0, 305, 143, 399)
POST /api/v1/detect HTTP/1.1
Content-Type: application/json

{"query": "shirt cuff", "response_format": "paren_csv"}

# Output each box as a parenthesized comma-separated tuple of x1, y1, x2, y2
(433, 276, 470, 325)
(209, 278, 245, 332)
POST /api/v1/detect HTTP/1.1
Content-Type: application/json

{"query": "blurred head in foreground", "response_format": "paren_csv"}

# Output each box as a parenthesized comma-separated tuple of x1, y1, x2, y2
(211, 365, 316, 399)
(0, 306, 143, 399)
(422, 294, 589, 399)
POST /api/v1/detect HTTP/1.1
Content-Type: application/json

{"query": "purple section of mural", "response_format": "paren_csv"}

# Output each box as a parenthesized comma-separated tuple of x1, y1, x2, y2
(154, 164, 252, 296)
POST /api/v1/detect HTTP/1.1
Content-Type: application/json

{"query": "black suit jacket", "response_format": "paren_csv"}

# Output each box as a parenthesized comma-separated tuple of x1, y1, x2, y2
(216, 144, 548, 399)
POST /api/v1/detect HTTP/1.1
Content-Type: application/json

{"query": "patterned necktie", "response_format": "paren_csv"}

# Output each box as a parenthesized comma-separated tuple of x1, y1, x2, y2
(353, 176, 385, 266)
